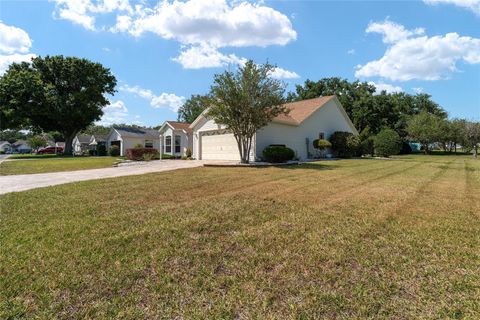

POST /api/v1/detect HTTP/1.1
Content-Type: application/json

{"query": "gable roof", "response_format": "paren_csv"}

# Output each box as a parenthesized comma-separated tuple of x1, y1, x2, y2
(0, 141, 11, 147)
(166, 121, 192, 133)
(114, 127, 159, 139)
(272, 96, 336, 126)
(75, 134, 92, 144)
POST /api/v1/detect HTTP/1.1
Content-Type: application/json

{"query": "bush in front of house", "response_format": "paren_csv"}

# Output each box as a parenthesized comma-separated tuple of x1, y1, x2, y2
(126, 148, 158, 161)
(399, 141, 412, 154)
(109, 145, 120, 157)
(97, 144, 107, 156)
(330, 131, 360, 158)
(262, 145, 295, 163)
(315, 139, 332, 150)
(160, 153, 176, 159)
(186, 148, 192, 158)
(373, 128, 402, 157)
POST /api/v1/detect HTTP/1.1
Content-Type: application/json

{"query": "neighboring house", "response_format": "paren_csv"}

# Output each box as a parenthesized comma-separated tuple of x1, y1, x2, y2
(189, 95, 358, 161)
(72, 134, 106, 154)
(105, 127, 160, 156)
(72, 134, 93, 153)
(158, 121, 192, 157)
(12, 140, 32, 153)
(0, 141, 12, 153)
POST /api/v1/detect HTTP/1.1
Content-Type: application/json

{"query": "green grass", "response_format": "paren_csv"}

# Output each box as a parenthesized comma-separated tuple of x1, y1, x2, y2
(0, 157, 120, 175)
(7, 154, 62, 159)
(1, 155, 479, 318)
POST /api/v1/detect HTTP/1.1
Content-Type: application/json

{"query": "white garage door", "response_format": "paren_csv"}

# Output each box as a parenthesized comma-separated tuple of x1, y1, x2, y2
(201, 132, 240, 160)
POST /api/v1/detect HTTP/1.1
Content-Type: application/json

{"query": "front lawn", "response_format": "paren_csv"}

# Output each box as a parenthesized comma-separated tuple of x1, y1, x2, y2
(1, 155, 479, 318)
(0, 157, 121, 175)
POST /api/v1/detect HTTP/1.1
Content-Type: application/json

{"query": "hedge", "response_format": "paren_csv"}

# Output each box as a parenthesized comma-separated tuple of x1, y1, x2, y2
(373, 129, 402, 157)
(126, 148, 159, 161)
(109, 145, 120, 157)
(262, 145, 295, 163)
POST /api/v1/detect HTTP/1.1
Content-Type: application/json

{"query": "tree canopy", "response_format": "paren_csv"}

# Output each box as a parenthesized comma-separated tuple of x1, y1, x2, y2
(177, 94, 211, 123)
(208, 61, 287, 163)
(0, 55, 116, 154)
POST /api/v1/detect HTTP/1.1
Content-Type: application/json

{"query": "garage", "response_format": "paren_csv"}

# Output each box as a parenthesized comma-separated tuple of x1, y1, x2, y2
(200, 131, 240, 160)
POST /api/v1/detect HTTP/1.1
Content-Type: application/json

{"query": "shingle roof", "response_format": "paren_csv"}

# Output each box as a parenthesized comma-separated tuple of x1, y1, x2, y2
(273, 96, 336, 126)
(166, 121, 192, 133)
(114, 127, 159, 139)
(76, 134, 91, 144)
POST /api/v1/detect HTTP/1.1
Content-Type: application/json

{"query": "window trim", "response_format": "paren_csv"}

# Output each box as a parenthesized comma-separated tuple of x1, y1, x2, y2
(174, 135, 181, 153)
(165, 136, 172, 153)
(145, 139, 154, 148)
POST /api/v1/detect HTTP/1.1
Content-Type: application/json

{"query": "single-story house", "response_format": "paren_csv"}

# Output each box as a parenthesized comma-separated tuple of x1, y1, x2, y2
(189, 95, 358, 161)
(72, 134, 106, 153)
(0, 141, 12, 153)
(105, 127, 160, 156)
(158, 121, 192, 157)
(11, 140, 32, 153)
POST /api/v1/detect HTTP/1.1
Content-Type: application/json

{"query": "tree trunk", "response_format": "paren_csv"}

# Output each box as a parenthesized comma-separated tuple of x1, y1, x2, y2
(63, 132, 76, 155)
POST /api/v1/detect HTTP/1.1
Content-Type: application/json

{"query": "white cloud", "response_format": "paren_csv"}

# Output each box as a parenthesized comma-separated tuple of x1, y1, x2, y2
(0, 22, 35, 75)
(368, 81, 403, 94)
(120, 84, 185, 112)
(99, 100, 128, 125)
(355, 20, 480, 81)
(366, 19, 424, 44)
(0, 21, 33, 54)
(269, 66, 300, 79)
(412, 87, 424, 93)
(347, 49, 355, 55)
(0, 54, 35, 74)
(52, 0, 133, 31)
(172, 44, 246, 69)
(424, 0, 480, 15)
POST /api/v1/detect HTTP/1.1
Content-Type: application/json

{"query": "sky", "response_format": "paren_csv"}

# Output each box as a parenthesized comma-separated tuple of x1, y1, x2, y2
(0, 0, 479, 127)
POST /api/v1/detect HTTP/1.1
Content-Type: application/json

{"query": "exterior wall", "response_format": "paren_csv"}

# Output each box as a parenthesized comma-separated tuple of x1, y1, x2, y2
(0, 143, 11, 152)
(159, 127, 191, 157)
(105, 130, 123, 155)
(255, 99, 356, 160)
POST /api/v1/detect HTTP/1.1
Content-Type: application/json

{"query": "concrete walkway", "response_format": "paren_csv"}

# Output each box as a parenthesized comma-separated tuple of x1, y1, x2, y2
(0, 160, 206, 194)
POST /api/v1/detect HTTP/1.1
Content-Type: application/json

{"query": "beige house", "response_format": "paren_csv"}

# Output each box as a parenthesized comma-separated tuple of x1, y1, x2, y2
(158, 121, 193, 157)
(105, 127, 160, 156)
(189, 96, 358, 161)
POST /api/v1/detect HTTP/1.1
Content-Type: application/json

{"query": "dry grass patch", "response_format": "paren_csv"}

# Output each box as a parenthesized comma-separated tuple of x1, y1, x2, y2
(1, 155, 479, 318)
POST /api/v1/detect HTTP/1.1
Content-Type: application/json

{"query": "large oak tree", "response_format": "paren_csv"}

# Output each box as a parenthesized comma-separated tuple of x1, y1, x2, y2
(208, 61, 287, 163)
(0, 55, 116, 154)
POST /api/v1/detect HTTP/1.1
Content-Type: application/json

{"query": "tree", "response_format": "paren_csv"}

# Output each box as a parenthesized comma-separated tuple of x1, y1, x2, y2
(464, 121, 480, 158)
(208, 61, 287, 163)
(374, 128, 402, 157)
(0, 130, 30, 143)
(177, 94, 211, 123)
(27, 135, 48, 152)
(0, 55, 116, 154)
(406, 112, 444, 154)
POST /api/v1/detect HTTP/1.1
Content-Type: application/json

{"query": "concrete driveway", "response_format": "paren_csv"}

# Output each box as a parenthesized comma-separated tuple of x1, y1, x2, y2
(0, 160, 206, 194)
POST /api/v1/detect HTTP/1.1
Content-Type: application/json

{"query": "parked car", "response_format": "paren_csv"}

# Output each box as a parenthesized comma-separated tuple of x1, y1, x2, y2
(37, 146, 64, 154)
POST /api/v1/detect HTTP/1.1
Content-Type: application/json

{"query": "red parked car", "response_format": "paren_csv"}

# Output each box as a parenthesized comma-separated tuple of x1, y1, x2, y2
(37, 146, 64, 154)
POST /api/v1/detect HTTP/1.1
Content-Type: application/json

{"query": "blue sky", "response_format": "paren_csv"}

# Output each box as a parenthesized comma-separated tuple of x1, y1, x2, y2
(1, 0, 479, 127)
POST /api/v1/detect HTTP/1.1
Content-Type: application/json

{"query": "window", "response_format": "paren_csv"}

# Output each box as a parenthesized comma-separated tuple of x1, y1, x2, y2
(165, 136, 171, 153)
(175, 135, 181, 153)
(145, 140, 153, 148)
(319, 132, 325, 140)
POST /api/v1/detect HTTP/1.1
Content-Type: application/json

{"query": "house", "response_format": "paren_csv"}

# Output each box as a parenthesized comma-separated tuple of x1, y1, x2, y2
(11, 140, 32, 153)
(189, 95, 358, 161)
(105, 127, 160, 156)
(72, 134, 106, 154)
(158, 121, 192, 157)
(0, 141, 12, 153)
(72, 134, 93, 154)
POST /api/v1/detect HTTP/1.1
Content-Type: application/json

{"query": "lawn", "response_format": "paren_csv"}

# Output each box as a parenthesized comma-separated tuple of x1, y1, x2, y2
(0, 157, 121, 175)
(1, 155, 479, 318)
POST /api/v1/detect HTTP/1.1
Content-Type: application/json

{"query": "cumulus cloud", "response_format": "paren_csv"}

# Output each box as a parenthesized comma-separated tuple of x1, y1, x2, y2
(99, 100, 129, 125)
(424, 0, 480, 15)
(172, 44, 246, 69)
(269, 66, 300, 79)
(52, 0, 133, 30)
(368, 81, 403, 94)
(412, 87, 424, 93)
(120, 84, 185, 112)
(0, 22, 35, 74)
(355, 20, 480, 81)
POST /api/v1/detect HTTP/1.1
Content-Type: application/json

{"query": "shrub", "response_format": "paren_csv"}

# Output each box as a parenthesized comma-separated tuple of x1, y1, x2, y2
(126, 148, 158, 161)
(186, 147, 192, 158)
(313, 139, 332, 150)
(133, 143, 143, 149)
(160, 153, 175, 159)
(97, 144, 107, 156)
(330, 131, 360, 158)
(143, 152, 156, 161)
(0, 150, 5, 154)
(262, 145, 295, 163)
(88, 149, 95, 156)
(374, 129, 402, 157)
(109, 145, 120, 157)
(361, 136, 375, 156)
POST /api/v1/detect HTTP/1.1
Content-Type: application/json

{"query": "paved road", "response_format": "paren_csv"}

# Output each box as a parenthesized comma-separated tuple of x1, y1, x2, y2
(0, 160, 206, 194)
